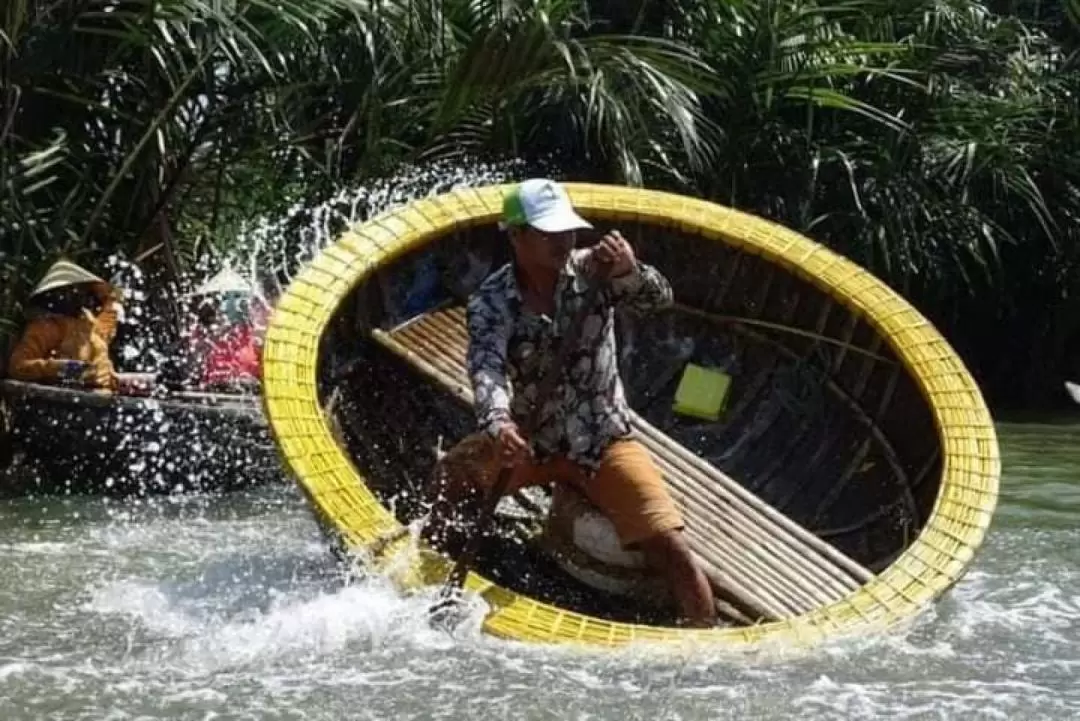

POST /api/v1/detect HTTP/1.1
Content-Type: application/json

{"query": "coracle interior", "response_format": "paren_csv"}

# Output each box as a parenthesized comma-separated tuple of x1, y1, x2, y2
(317, 218, 943, 627)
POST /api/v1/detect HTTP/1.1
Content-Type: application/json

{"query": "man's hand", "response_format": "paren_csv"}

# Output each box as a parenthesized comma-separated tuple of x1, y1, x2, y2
(494, 421, 530, 467)
(588, 230, 637, 279)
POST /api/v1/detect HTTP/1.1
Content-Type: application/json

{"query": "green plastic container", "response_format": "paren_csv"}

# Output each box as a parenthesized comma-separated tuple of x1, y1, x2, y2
(672, 363, 732, 421)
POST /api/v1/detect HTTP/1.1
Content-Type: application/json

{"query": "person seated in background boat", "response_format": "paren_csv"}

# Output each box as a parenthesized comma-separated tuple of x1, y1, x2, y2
(179, 268, 267, 393)
(7, 259, 126, 392)
(389, 245, 495, 323)
(422, 178, 718, 628)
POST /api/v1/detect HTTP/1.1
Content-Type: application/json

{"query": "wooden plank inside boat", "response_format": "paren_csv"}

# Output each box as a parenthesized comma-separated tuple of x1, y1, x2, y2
(370, 305, 876, 624)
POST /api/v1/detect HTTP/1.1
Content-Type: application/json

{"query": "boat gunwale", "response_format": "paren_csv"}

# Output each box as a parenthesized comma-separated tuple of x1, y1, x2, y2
(259, 182, 1001, 650)
(0, 378, 264, 422)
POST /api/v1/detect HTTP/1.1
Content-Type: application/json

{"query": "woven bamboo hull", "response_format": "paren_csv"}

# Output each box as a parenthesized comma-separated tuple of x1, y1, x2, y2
(0, 379, 279, 497)
(261, 182, 1001, 650)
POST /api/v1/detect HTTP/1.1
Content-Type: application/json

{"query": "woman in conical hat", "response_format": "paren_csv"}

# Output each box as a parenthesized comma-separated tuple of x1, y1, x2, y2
(7, 259, 123, 392)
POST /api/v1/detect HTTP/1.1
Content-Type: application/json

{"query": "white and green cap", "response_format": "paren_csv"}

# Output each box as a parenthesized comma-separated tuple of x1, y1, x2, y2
(500, 178, 593, 233)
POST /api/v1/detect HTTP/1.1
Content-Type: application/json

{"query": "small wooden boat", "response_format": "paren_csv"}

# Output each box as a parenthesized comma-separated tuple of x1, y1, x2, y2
(261, 182, 1001, 650)
(0, 377, 281, 497)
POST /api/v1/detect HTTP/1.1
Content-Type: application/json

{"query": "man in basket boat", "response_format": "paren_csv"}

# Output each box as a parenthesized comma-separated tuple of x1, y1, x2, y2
(423, 178, 718, 628)
(7, 259, 149, 394)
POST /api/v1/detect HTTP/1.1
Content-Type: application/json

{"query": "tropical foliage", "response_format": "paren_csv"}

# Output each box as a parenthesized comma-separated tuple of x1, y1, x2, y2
(2, 0, 1079, 407)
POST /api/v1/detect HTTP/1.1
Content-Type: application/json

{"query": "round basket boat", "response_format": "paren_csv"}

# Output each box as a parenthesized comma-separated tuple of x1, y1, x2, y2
(0, 378, 279, 496)
(261, 182, 1001, 650)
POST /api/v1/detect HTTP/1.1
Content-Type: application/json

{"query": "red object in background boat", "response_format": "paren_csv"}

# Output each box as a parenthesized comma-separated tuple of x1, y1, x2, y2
(182, 267, 272, 390)
(192, 321, 263, 387)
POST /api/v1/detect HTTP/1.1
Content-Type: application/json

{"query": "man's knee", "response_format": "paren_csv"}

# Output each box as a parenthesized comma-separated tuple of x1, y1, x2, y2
(637, 528, 693, 566)
(427, 433, 498, 499)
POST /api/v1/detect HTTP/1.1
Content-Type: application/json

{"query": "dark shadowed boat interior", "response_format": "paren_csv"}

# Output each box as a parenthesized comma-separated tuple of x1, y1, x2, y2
(316, 219, 944, 628)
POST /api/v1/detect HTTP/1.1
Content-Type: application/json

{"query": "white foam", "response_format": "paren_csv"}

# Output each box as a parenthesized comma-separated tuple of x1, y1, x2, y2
(0, 662, 35, 681)
(0, 541, 75, 556)
(86, 580, 196, 639)
(83, 572, 490, 679)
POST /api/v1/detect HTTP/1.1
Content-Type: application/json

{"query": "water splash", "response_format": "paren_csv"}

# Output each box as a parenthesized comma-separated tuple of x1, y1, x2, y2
(223, 155, 536, 302)
(0, 473, 1077, 720)
(5, 155, 540, 501)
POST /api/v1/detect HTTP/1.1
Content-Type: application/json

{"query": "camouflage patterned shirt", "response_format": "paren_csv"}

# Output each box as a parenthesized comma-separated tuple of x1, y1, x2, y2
(465, 248, 673, 472)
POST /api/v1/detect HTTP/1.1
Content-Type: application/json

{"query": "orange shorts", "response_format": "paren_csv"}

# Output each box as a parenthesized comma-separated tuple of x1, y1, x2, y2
(435, 433, 684, 548)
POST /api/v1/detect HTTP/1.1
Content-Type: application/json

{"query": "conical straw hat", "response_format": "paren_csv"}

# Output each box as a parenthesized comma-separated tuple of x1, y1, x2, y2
(188, 267, 253, 297)
(30, 260, 107, 298)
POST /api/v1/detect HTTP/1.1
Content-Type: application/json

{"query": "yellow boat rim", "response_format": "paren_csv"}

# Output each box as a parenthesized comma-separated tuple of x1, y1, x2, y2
(259, 182, 1001, 651)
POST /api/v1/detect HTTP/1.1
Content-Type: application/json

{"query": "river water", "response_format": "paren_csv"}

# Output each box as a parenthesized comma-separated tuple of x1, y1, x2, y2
(0, 418, 1077, 720)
